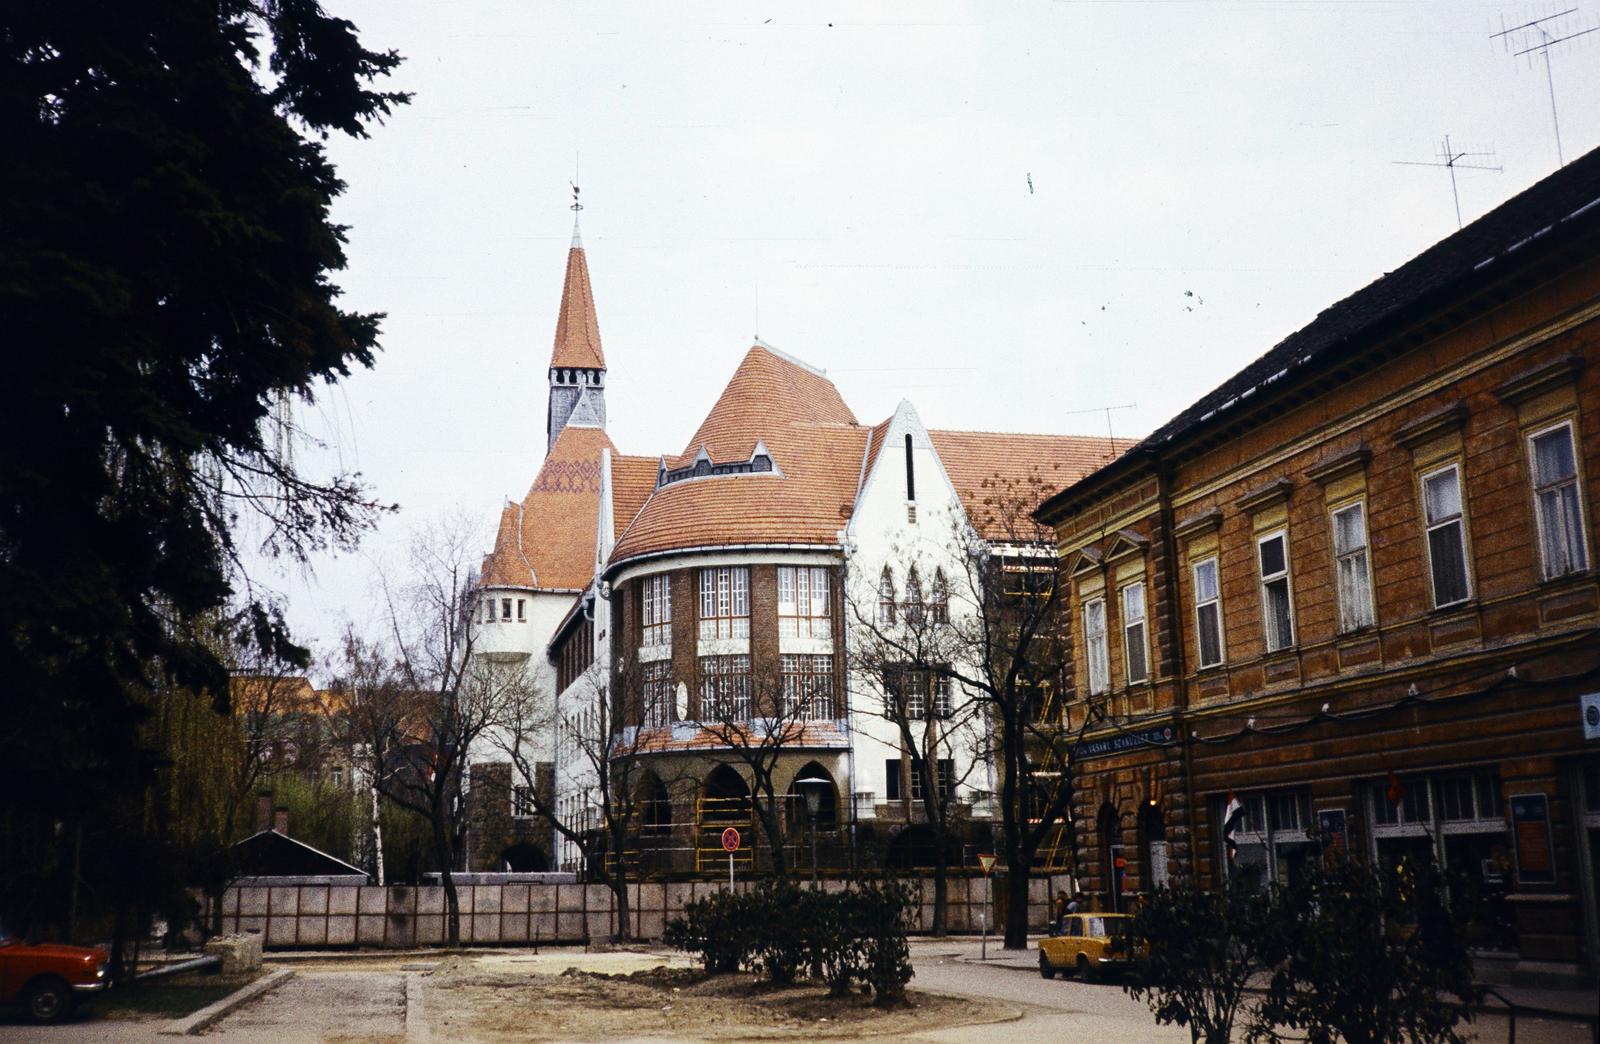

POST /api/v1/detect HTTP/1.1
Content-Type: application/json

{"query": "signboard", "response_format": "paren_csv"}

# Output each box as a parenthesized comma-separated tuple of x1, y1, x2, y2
(720, 827, 741, 853)
(977, 853, 996, 875)
(1077, 724, 1178, 761)
(1317, 809, 1349, 865)
(1582, 692, 1600, 741)
(1509, 793, 1555, 885)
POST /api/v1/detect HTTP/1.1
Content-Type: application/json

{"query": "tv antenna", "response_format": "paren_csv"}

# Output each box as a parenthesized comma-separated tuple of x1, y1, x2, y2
(1493, 7, 1599, 167)
(1393, 136, 1502, 229)
(1059, 402, 1137, 456)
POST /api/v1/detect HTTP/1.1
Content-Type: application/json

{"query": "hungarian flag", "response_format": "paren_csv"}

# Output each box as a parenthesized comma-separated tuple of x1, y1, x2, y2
(1222, 791, 1245, 862)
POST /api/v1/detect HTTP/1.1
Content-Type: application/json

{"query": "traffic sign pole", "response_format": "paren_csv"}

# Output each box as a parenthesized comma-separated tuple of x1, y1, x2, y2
(977, 854, 996, 961)
(721, 827, 741, 887)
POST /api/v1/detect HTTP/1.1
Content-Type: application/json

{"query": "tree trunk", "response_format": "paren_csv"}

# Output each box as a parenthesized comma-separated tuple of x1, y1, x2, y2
(433, 812, 460, 946)
(930, 829, 949, 936)
(1003, 864, 1032, 949)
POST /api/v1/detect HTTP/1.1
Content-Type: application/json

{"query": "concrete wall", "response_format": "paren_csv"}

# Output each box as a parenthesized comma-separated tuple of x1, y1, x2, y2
(210, 872, 1071, 949)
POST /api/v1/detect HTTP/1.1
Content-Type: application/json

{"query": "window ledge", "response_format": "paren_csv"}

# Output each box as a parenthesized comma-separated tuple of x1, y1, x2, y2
(1427, 599, 1477, 619)
(1537, 568, 1594, 590)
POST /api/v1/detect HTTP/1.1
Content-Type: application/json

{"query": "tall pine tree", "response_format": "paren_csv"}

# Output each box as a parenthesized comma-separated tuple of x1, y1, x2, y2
(0, 1, 406, 939)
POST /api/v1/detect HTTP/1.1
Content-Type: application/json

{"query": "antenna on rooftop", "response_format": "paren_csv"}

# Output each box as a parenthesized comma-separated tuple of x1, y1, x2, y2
(1493, 6, 1599, 167)
(1393, 136, 1502, 230)
(1060, 403, 1136, 458)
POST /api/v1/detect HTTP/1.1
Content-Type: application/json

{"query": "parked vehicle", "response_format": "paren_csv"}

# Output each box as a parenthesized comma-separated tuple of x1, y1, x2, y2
(1038, 912, 1140, 981)
(0, 927, 109, 1023)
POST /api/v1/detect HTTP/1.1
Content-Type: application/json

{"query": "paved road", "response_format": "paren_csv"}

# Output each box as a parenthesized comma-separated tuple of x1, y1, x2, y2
(905, 940, 1594, 1044)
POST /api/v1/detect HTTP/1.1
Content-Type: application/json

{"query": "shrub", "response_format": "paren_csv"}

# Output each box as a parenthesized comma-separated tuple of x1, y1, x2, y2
(1124, 882, 1269, 1044)
(664, 889, 756, 974)
(1252, 859, 1473, 1044)
(851, 875, 915, 1006)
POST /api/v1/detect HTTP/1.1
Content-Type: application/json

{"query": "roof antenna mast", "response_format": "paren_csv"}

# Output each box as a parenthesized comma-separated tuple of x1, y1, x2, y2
(1492, 7, 1599, 167)
(1393, 136, 1502, 230)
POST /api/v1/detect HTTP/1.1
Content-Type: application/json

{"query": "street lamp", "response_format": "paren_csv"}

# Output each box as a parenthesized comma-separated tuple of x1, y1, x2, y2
(795, 776, 829, 887)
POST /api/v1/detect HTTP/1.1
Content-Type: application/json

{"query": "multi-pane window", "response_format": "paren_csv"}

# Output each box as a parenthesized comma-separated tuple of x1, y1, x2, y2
(930, 568, 949, 623)
(1257, 532, 1294, 652)
(641, 574, 672, 647)
(513, 786, 534, 818)
(1529, 422, 1588, 579)
(641, 660, 673, 728)
(903, 566, 925, 623)
(877, 567, 896, 624)
(482, 596, 496, 623)
(778, 566, 831, 638)
(1223, 789, 1312, 891)
(501, 597, 513, 622)
(885, 758, 953, 802)
(1332, 502, 1375, 631)
(698, 567, 749, 639)
(781, 654, 835, 719)
(699, 654, 751, 720)
(1121, 581, 1148, 685)
(1422, 464, 1471, 607)
(889, 666, 952, 720)
(1084, 597, 1109, 694)
(1194, 557, 1224, 667)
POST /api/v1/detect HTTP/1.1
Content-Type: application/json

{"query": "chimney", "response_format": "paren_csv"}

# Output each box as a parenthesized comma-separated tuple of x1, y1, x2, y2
(256, 793, 273, 833)
(272, 807, 289, 836)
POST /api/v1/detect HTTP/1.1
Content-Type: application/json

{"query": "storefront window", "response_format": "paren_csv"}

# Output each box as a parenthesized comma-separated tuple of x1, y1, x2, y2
(1222, 789, 1310, 892)
(1367, 771, 1514, 951)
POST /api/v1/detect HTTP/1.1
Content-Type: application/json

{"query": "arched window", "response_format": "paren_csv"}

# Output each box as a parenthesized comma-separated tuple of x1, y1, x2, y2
(904, 566, 924, 624)
(877, 567, 896, 624)
(931, 567, 949, 623)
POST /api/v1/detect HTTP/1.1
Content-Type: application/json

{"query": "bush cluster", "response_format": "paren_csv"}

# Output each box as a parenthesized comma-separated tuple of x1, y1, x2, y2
(1125, 859, 1475, 1044)
(664, 876, 915, 1005)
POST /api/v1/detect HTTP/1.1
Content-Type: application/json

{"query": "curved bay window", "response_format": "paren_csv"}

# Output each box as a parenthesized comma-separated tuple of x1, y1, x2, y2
(640, 660, 672, 728)
(699, 567, 749, 639)
(700, 654, 751, 720)
(781, 654, 835, 720)
(778, 566, 831, 637)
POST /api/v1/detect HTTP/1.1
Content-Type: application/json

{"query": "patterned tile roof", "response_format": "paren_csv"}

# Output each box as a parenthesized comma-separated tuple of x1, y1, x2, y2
(550, 241, 605, 370)
(611, 346, 868, 566)
(929, 430, 1137, 541)
(480, 424, 618, 590)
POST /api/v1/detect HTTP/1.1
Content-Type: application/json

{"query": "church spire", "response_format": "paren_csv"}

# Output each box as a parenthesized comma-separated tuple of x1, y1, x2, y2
(547, 185, 606, 452)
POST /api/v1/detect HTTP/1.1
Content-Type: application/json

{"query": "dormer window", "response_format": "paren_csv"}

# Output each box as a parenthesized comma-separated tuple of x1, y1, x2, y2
(752, 453, 772, 472)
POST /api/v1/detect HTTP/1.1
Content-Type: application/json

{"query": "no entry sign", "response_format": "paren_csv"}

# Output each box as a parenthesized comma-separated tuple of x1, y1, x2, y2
(721, 827, 741, 853)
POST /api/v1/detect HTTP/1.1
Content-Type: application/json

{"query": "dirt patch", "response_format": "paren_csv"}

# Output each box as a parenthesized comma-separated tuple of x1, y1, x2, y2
(425, 957, 1019, 1042)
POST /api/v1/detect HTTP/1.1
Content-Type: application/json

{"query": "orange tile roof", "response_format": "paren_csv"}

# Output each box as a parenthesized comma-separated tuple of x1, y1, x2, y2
(610, 454, 660, 538)
(550, 243, 605, 370)
(929, 430, 1138, 541)
(481, 425, 618, 590)
(671, 344, 857, 468)
(611, 347, 868, 565)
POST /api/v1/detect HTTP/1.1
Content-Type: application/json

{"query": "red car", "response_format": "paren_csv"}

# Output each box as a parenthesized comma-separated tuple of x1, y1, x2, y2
(0, 929, 109, 1023)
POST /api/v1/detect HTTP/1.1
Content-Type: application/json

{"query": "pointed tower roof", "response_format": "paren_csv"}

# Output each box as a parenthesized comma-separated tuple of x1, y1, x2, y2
(550, 215, 605, 370)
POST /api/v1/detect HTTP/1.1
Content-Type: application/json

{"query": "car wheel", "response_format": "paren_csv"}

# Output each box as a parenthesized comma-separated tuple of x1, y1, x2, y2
(1038, 952, 1056, 979)
(25, 977, 72, 1024)
(1075, 954, 1093, 981)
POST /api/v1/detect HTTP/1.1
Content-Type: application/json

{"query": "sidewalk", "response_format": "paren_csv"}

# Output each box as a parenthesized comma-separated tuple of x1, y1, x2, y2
(917, 934, 1600, 1023)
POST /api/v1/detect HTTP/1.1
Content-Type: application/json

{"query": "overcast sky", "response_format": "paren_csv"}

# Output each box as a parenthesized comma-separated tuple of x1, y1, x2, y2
(256, 0, 1600, 665)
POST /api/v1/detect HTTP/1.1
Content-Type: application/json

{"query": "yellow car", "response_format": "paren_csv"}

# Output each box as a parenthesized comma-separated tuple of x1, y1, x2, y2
(1038, 912, 1140, 980)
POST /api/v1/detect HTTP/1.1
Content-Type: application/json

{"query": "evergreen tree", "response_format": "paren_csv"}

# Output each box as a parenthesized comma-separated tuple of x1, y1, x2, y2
(0, 0, 406, 941)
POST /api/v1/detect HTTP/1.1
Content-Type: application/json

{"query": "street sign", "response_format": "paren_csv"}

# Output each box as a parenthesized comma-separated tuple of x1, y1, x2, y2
(721, 827, 741, 853)
(977, 853, 996, 874)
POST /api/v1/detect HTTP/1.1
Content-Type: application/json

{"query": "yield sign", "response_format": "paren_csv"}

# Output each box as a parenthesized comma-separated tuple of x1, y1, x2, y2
(977, 853, 996, 875)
